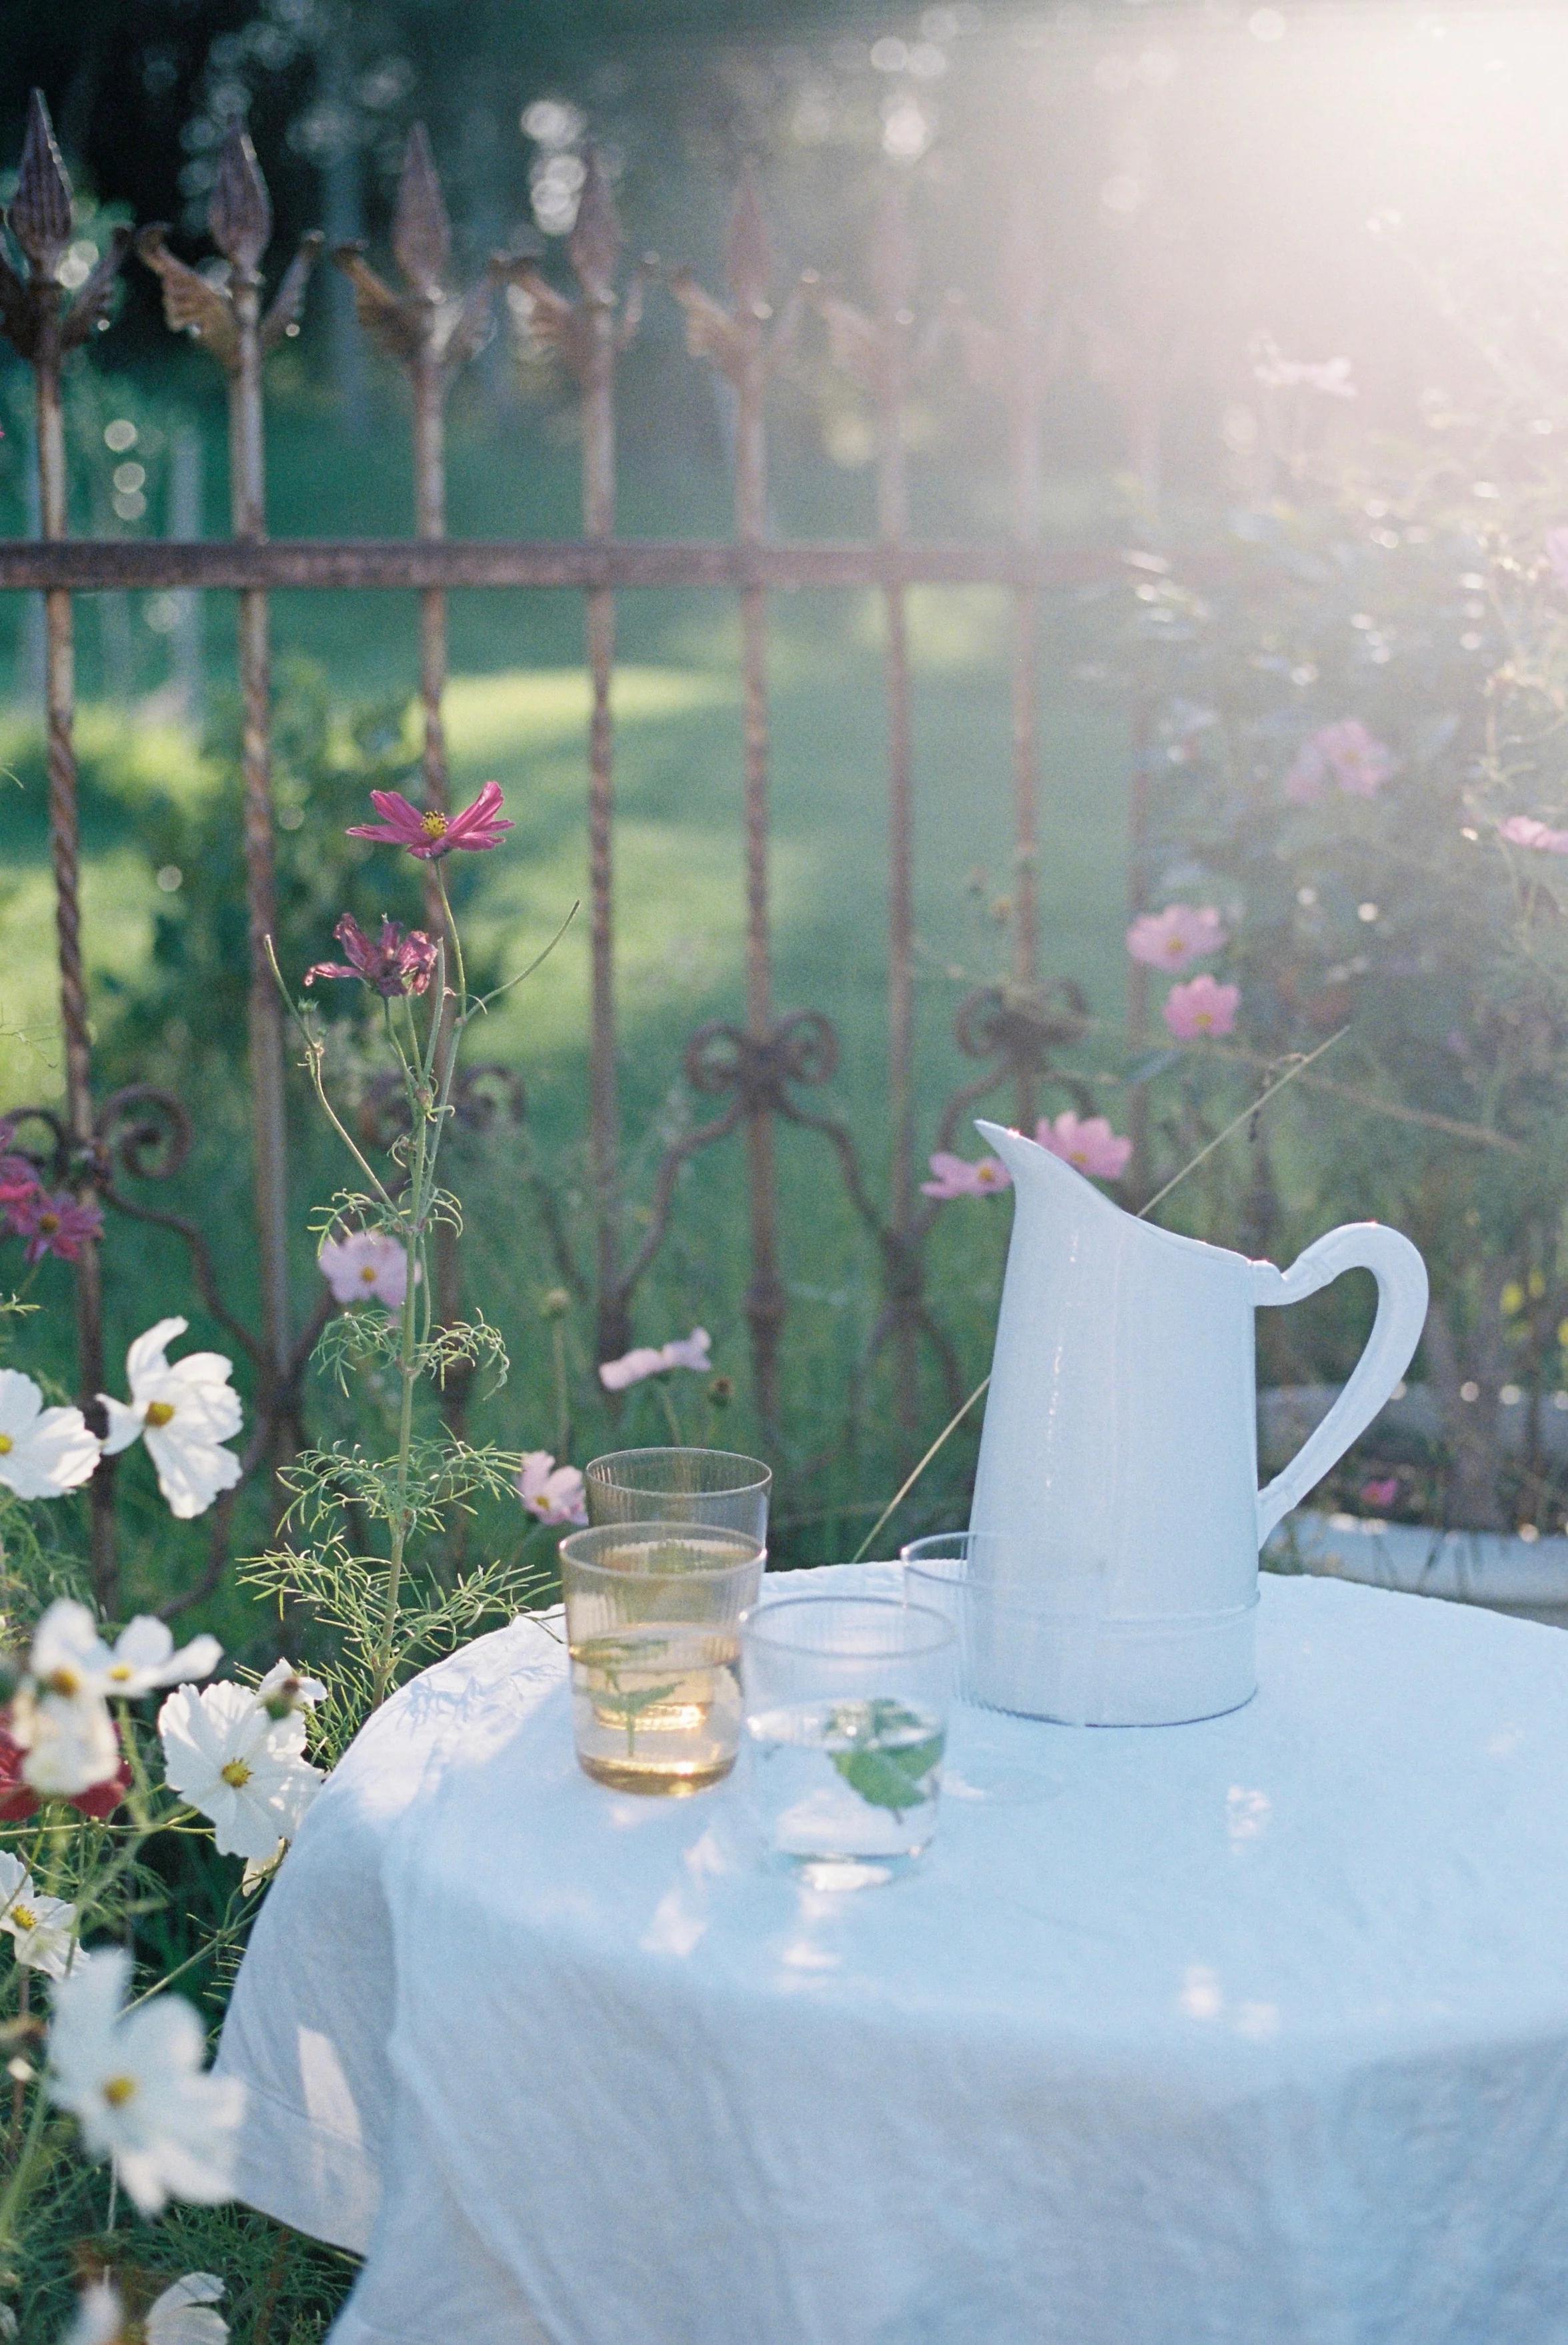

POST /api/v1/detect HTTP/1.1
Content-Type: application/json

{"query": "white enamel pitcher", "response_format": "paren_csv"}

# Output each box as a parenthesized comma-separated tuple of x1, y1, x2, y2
(966, 1119, 1429, 1726)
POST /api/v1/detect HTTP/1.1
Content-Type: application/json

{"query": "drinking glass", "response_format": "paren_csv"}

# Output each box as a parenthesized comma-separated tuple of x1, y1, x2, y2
(902, 1530, 1100, 1731)
(584, 1448, 772, 1543)
(740, 1595, 954, 1885)
(560, 1524, 765, 1795)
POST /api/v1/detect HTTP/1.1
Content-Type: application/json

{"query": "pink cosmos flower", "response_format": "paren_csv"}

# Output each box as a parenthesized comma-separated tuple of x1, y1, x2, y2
(1360, 1475, 1401, 1512)
(1285, 720, 1395, 805)
(1499, 815, 1568, 855)
(1164, 974, 1241, 1041)
(598, 1328, 713, 1392)
(8, 1191, 103, 1264)
(0, 1158, 39, 1220)
(518, 1451, 588, 1527)
(318, 1230, 412, 1309)
(305, 914, 438, 999)
(1545, 529, 1568, 592)
(1035, 1111, 1132, 1182)
(920, 1153, 1012, 1200)
(348, 779, 513, 862)
(1126, 905, 1227, 971)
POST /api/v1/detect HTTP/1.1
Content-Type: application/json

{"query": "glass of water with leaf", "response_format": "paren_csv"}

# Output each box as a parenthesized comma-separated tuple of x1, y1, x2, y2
(560, 1524, 765, 1795)
(740, 1595, 955, 1886)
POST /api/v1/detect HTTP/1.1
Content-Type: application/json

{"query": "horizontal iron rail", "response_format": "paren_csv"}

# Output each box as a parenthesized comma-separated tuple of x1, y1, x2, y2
(0, 539, 1133, 592)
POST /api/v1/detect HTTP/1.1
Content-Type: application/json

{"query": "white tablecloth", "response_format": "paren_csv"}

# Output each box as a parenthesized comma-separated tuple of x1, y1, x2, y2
(217, 1566, 1568, 2345)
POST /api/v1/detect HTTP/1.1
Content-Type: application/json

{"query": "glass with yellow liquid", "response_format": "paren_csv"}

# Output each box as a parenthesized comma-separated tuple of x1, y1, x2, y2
(559, 1524, 766, 1795)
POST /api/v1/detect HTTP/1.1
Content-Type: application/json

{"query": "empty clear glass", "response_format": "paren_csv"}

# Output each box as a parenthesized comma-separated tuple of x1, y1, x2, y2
(901, 1530, 1102, 1728)
(560, 1523, 765, 1795)
(584, 1448, 772, 1543)
(741, 1594, 954, 1886)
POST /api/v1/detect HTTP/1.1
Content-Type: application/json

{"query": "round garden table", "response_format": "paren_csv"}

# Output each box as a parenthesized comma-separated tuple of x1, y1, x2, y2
(219, 1564, 1568, 2345)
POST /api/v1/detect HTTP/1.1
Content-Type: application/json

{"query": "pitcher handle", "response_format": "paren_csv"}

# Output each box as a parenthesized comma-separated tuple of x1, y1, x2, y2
(1251, 1223, 1428, 1546)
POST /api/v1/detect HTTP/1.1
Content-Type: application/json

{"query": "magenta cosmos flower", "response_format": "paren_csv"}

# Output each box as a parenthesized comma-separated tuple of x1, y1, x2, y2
(598, 1328, 712, 1393)
(305, 914, 438, 999)
(348, 779, 513, 862)
(1126, 905, 1227, 972)
(1499, 815, 1568, 855)
(1035, 1111, 1132, 1182)
(9, 1191, 103, 1264)
(920, 1152, 1011, 1201)
(1164, 975, 1241, 1041)
(518, 1452, 588, 1527)
(318, 1230, 412, 1310)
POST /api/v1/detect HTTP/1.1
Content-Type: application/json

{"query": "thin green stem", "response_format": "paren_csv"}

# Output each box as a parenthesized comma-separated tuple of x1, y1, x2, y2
(849, 1377, 992, 1565)
(1136, 1027, 1350, 1220)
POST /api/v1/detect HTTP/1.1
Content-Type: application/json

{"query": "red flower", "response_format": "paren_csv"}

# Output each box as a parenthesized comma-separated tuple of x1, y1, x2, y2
(347, 779, 512, 862)
(0, 1717, 129, 1822)
(305, 913, 438, 999)
(7, 1189, 103, 1264)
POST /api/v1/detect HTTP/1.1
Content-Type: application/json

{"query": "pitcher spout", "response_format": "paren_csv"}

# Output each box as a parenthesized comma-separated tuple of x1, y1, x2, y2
(976, 1118, 1122, 1214)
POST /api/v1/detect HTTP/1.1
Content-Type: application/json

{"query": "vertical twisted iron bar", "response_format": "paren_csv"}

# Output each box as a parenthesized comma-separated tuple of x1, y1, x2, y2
(1126, 691, 1154, 1201)
(1003, 197, 1046, 1133)
(4, 95, 117, 1596)
(872, 183, 918, 1434)
(226, 209, 292, 1431)
(728, 181, 785, 1428)
(574, 157, 627, 1365)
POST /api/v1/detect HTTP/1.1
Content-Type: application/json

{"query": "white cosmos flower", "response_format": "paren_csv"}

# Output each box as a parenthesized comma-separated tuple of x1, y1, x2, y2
(47, 1948, 243, 2215)
(0, 1369, 99, 1500)
(251, 1659, 326, 1717)
(9, 1683, 119, 1799)
(99, 1320, 243, 1521)
(60, 2276, 227, 2345)
(29, 1598, 221, 1703)
(0, 1849, 79, 1979)
(157, 1684, 323, 1862)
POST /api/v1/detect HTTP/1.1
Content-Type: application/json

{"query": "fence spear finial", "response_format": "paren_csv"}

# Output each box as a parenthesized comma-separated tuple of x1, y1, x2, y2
(10, 90, 73, 280)
(209, 118, 273, 278)
(394, 122, 451, 302)
(726, 167, 772, 316)
(570, 146, 622, 305)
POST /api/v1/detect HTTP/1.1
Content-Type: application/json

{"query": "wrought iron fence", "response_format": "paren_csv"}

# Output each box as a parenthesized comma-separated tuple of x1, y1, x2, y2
(0, 92, 1142, 1608)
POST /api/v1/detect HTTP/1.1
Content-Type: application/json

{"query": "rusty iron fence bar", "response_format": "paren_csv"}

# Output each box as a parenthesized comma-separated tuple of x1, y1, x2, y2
(0, 542, 1122, 590)
(139, 120, 321, 1476)
(0, 93, 1162, 1566)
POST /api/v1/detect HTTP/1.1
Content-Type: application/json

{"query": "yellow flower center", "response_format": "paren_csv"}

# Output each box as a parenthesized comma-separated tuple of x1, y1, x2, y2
(359, 1264, 379, 1284)
(220, 1759, 252, 1789)
(1165, 938, 1186, 959)
(102, 2074, 137, 2109)
(1070, 1150, 1088, 1166)
(11, 1903, 36, 1932)
(0, 1434, 11, 1456)
(37, 1212, 59, 1235)
(420, 810, 449, 839)
(1195, 1011, 1213, 1030)
(44, 1668, 81, 1697)
(108, 1663, 133, 1682)
(143, 1400, 175, 1428)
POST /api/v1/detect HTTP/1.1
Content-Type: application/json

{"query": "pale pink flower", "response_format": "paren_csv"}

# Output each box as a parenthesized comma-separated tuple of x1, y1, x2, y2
(1286, 719, 1395, 803)
(318, 1232, 411, 1309)
(1126, 905, 1227, 971)
(518, 1452, 588, 1526)
(1499, 815, 1568, 855)
(1360, 1475, 1401, 1512)
(598, 1328, 713, 1392)
(1164, 974, 1241, 1040)
(920, 1153, 1012, 1200)
(1034, 1112, 1132, 1182)
(1545, 528, 1568, 591)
